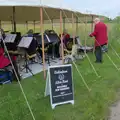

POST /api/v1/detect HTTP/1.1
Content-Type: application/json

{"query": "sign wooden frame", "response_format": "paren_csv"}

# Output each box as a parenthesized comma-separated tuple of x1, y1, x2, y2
(45, 64, 74, 109)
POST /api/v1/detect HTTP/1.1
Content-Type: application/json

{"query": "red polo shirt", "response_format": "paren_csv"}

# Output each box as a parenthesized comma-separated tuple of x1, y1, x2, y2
(90, 22, 108, 47)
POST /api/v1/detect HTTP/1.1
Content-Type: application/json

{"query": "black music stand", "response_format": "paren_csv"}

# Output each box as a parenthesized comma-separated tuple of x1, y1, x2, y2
(4, 34, 17, 52)
(45, 31, 60, 59)
(4, 34, 17, 43)
(18, 37, 34, 76)
(35, 34, 51, 65)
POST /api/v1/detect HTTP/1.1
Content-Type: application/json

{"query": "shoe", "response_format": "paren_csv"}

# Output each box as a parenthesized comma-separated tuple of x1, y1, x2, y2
(95, 60, 102, 63)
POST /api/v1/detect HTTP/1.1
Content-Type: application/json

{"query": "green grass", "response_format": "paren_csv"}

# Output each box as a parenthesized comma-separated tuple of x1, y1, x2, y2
(0, 23, 120, 120)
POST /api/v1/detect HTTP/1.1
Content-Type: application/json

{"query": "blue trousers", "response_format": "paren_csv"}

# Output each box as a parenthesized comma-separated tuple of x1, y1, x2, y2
(95, 46, 102, 62)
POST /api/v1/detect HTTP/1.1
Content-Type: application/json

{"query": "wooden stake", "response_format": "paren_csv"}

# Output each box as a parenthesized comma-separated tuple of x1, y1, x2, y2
(40, 7, 46, 79)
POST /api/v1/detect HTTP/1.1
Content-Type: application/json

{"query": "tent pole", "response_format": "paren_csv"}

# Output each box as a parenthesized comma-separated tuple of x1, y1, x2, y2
(26, 21, 28, 32)
(0, 20, 1, 29)
(76, 16, 78, 36)
(91, 15, 94, 32)
(60, 10, 64, 64)
(51, 19, 53, 30)
(33, 20, 35, 32)
(40, 7, 46, 79)
(11, 20, 13, 32)
(91, 15, 95, 53)
(84, 15, 87, 54)
(72, 13, 75, 45)
(13, 6, 16, 32)
(63, 17, 65, 30)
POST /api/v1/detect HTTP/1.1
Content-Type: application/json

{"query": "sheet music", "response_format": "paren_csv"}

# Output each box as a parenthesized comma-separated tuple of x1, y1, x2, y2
(45, 34, 50, 42)
(4, 34, 17, 43)
(18, 37, 33, 48)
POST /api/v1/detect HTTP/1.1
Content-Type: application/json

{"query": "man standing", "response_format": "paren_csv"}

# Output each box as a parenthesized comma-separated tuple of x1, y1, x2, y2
(89, 18, 108, 63)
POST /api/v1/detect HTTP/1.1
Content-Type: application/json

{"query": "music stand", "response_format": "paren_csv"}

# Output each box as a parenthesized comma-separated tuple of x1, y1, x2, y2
(4, 33, 22, 55)
(44, 30, 60, 59)
(35, 34, 51, 65)
(4, 34, 17, 43)
(18, 37, 34, 76)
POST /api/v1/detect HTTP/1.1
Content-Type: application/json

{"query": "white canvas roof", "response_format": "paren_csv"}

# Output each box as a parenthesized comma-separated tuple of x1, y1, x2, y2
(0, 6, 77, 21)
(0, 0, 97, 22)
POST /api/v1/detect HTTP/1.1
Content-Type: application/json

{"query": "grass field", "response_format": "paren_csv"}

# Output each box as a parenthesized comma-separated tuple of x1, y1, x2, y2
(0, 22, 120, 120)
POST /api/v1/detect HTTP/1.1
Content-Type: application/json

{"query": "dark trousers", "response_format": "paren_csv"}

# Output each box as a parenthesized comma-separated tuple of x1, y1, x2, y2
(95, 46, 102, 62)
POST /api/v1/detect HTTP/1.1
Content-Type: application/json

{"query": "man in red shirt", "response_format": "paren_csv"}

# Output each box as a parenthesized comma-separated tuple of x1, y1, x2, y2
(89, 18, 108, 63)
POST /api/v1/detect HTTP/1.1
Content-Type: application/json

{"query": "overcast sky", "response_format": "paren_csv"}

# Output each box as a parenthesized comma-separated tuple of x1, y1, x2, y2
(1, 0, 119, 18)
(42, 0, 120, 18)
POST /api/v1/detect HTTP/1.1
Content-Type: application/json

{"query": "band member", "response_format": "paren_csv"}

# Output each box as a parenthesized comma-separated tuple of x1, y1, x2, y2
(0, 29, 21, 81)
(59, 29, 70, 59)
(89, 18, 108, 63)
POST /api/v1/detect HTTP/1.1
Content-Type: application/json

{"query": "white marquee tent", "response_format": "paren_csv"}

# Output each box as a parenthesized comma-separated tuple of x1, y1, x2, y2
(0, 0, 99, 78)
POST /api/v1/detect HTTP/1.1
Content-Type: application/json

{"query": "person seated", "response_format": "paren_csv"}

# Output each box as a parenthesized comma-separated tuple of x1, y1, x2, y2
(27, 29, 34, 37)
(0, 30, 21, 81)
(23, 29, 34, 37)
(59, 29, 70, 59)
(0, 47, 10, 69)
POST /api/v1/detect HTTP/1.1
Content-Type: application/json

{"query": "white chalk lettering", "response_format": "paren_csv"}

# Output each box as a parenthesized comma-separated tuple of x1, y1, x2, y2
(55, 80, 68, 85)
(55, 81, 62, 85)
(60, 87, 70, 91)
(62, 80, 68, 83)
(55, 89, 59, 92)
(57, 85, 67, 89)
(54, 70, 67, 74)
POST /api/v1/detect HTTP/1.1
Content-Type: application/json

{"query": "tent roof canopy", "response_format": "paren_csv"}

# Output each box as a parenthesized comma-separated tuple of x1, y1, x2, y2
(0, 5, 98, 22)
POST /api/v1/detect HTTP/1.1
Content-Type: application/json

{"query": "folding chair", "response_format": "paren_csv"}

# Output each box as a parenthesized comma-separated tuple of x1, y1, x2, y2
(76, 36, 93, 53)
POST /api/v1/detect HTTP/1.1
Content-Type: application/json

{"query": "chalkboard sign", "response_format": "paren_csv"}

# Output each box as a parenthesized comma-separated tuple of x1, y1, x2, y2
(45, 64, 74, 109)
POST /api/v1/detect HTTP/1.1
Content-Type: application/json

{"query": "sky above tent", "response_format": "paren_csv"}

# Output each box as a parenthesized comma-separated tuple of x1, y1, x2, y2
(0, 0, 119, 18)
(42, 0, 120, 18)
(62, 0, 120, 19)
